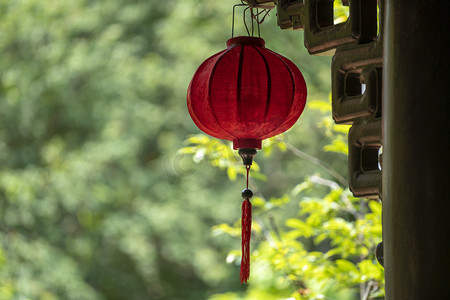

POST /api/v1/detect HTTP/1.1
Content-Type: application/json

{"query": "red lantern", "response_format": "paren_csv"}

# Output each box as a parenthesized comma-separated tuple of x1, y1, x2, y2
(187, 36, 307, 283)
(187, 36, 307, 151)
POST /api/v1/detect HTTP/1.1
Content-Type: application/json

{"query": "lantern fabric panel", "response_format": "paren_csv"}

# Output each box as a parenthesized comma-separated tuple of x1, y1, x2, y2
(209, 46, 242, 136)
(259, 48, 307, 139)
(251, 46, 296, 139)
(187, 49, 234, 141)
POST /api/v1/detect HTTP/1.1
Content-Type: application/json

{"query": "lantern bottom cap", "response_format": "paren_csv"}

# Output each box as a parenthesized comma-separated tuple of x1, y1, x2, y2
(233, 139, 262, 150)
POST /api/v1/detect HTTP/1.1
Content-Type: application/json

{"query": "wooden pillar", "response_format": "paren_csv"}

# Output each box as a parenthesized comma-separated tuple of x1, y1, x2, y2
(383, 1, 450, 298)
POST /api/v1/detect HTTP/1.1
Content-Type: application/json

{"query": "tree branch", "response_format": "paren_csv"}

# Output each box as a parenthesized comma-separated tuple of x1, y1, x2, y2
(282, 141, 349, 187)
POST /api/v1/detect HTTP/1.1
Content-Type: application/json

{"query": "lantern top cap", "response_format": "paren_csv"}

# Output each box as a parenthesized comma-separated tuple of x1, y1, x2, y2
(226, 36, 265, 48)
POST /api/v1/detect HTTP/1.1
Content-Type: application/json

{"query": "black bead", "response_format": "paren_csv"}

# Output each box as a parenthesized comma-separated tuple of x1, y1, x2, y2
(241, 188, 253, 199)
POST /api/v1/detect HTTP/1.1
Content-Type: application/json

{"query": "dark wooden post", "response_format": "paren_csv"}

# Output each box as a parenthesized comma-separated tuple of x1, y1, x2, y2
(383, 1, 450, 299)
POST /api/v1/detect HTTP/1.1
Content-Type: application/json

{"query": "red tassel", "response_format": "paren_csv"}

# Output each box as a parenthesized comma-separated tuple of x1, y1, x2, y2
(240, 198, 252, 283)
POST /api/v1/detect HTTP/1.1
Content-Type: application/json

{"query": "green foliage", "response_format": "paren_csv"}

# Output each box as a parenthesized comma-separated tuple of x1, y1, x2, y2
(179, 135, 266, 182)
(182, 101, 384, 299)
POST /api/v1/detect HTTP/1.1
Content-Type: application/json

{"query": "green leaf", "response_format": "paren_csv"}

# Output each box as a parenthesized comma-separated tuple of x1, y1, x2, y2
(285, 218, 313, 237)
(251, 196, 266, 208)
(323, 139, 348, 155)
(314, 233, 328, 245)
(226, 167, 237, 181)
(358, 260, 383, 281)
(276, 141, 287, 152)
(187, 135, 210, 145)
(368, 200, 382, 215)
(269, 195, 290, 207)
(325, 248, 342, 258)
(308, 99, 331, 113)
(211, 224, 240, 237)
(333, 124, 351, 134)
(177, 147, 197, 154)
(335, 259, 359, 275)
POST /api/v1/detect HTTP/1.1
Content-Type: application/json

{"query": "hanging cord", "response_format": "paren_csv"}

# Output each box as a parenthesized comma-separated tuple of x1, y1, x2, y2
(256, 8, 261, 37)
(251, 8, 254, 36)
(246, 165, 250, 188)
(232, 1, 272, 38)
(255, 8, 271, 24)
(243, 7, 251, 36)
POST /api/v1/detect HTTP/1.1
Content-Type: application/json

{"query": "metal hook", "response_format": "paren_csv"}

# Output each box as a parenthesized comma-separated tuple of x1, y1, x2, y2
(251, 8, 254, 36)
(232, 3, 247, 38)
(243, 7, 250, 36)
(257, 8, 261, 37)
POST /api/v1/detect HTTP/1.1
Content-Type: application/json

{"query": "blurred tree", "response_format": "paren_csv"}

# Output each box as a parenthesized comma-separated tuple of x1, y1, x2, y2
(0, 0, 349, 300)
